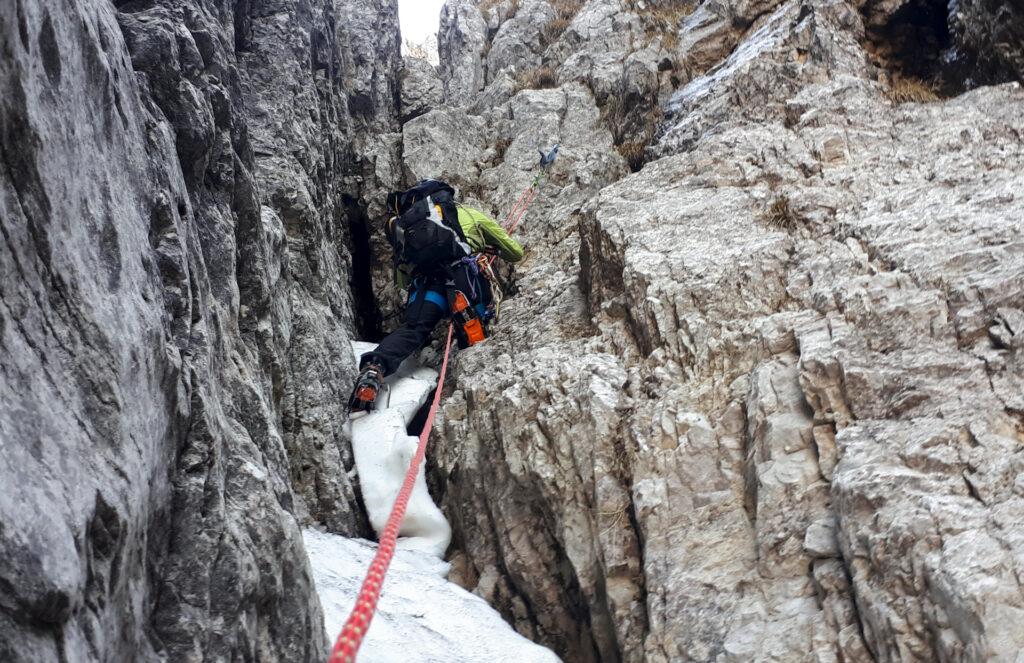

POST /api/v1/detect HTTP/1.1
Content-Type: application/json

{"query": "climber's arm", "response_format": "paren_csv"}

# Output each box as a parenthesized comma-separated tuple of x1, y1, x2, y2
(477, 212, 524, 263)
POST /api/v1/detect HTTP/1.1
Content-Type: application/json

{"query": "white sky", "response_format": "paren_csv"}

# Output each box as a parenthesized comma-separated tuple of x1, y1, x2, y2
(398, 0, 447, 45)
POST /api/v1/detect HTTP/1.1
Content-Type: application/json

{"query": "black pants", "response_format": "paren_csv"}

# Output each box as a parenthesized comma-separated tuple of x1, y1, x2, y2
(361, 265, 490, 376)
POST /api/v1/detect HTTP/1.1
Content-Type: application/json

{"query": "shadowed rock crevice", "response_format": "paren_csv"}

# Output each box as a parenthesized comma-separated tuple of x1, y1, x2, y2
(864, 0, 1024, 98)
(949, 0, 1024, 86)
(863, 0, 961, 97)
(344, 195, 385, 341)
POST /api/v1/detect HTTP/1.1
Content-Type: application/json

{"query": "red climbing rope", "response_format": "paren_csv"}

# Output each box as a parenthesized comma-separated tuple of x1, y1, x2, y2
(502, 175, 544, 233)
(328, 324, 455, 663)
(502, 184, 533, 230)
(505, 186, 538, 234)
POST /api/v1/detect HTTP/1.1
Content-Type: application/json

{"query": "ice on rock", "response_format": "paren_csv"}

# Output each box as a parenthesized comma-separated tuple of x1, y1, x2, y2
(349, 341, 451, 557)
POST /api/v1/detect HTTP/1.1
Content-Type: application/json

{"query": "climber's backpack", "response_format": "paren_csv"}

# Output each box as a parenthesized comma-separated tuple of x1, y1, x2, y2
(385, 180, 471, 267)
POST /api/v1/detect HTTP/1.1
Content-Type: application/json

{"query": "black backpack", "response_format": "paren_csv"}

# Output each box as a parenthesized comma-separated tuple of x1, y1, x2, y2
(386, 180, 470, 267)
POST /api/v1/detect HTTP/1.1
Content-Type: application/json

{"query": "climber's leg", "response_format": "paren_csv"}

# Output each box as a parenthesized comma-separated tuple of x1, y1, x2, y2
(359, 288, 447, 377)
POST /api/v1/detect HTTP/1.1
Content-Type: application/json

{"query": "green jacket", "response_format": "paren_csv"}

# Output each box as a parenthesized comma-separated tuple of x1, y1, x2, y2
(393, 205, 524, 289)
(455, 205, 524, 263)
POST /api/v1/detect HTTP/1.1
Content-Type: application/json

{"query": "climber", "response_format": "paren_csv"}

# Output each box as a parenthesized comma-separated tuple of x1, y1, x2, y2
(349, 179, 524, 413)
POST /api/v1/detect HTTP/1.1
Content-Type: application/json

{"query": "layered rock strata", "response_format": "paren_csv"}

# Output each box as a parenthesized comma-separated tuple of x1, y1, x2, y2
(421, 0, 1024, 661)
(0, 0, 399, 660)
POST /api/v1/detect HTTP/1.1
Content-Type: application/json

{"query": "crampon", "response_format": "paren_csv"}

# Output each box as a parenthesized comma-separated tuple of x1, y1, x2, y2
(349, 363, 385, 414)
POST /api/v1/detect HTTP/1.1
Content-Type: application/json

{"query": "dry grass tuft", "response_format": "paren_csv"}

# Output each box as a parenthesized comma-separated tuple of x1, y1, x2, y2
(646, 3, 696, 49)
(549, 0, 583, 19)
(616, 141, 648, 172)
(598, 95, 626, 130)
(762, 195, 803, 230)
(541, 0, 584, 45)
(886, 75, 940, 104)
(541, 17, 571, 45)
(602, 99, 662, 172)
(514, 66, 558, 92)
(493, 137, 512, 162)
(622, 1, 696, 50)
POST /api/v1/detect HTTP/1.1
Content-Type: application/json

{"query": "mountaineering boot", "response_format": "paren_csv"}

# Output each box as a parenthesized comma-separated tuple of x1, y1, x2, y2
(349, 362, 385, 414)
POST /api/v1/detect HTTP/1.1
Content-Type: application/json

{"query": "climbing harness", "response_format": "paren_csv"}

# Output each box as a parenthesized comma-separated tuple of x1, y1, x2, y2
(329, 145, 558, 662)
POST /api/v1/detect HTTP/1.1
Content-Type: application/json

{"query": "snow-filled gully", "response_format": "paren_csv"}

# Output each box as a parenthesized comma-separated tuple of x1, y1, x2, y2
(304, 342, 559, 662)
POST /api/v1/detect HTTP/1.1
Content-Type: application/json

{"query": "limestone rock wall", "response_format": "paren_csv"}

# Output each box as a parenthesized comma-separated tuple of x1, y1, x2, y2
(422, 0, 1024, 661)
(0, 0, 399, 660)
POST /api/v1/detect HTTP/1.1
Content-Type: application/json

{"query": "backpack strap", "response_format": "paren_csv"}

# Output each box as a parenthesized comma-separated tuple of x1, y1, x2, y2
(408, 288, 447, 310)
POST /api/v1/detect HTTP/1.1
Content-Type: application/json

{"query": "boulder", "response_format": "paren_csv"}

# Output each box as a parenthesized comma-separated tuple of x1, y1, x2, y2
(401, 56, 445, 123)
(402, 108, 488, 182)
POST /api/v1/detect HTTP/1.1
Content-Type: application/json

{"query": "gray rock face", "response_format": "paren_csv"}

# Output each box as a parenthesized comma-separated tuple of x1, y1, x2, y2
(336, 0, 405, 338)
(0, 0, 398, 660)
(4, 0, 1022, 660)
(438, 0, 488, 103)
(422, 0, 1024, 661)
(429, 80, 632, 663)
(484, 0, 553, 81)
(401, 56, 445, 123)
(403, 107, 488, 183)
(434, 0, 700, 165)
(337, 0, 402, 135)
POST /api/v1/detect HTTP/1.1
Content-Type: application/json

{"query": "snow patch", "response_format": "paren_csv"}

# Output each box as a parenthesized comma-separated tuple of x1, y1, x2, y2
(310, 344, 560, 660)
(305, 529, 561, 662)
(349, 341, 450, 557)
